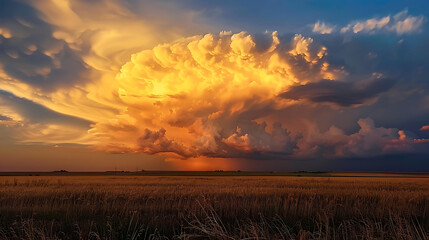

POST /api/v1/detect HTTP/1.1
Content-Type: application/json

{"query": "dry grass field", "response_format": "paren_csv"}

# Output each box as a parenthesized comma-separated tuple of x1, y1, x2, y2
(0, 174, 428, 239)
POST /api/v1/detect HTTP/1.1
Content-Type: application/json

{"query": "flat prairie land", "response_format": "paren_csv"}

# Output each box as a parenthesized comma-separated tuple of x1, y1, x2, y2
(0, 174, 428, 239)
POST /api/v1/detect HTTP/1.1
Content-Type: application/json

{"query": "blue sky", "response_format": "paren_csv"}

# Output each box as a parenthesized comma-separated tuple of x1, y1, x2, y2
(153, 0, 429, 33)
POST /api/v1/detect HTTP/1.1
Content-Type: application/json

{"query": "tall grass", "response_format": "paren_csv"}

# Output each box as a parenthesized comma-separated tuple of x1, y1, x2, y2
(0, 176, 428, 239)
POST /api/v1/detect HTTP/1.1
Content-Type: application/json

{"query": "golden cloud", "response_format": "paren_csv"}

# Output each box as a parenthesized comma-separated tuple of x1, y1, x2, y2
(89, 31, 340, 159)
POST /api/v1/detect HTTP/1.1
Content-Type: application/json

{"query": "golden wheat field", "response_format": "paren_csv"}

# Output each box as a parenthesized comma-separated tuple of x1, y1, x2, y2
(0, 174, 428, 239)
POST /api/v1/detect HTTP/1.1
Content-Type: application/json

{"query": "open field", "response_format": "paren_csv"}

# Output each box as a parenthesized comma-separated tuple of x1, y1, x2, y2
(0, 174, 428, 239)
(2, 171, 429, 177)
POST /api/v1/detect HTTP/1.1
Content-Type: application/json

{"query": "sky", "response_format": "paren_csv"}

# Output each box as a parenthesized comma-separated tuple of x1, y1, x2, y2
(0, 0, 429, 171)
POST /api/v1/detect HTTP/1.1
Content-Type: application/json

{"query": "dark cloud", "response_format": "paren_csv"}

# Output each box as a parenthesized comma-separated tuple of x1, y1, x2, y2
(137, 128, 192, 157)
(296, 118, 426, 159)
(0, 0, 93, 91)
(0, 115, 12, 121)
(133, 121, 299, 160)
(302, 34, 429, 135)
(0, 90, 91, 127)
(280, 78, 395, 107)
(219, 121, 298, 159)
(314, 34, 429, 87)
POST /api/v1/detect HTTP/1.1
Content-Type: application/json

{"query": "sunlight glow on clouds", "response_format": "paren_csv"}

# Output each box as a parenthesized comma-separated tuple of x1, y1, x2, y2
(0, 0, 208, 142)
(31, 0, 203, 71)
(89, 31, 338, 159)
(87, 31, 427, 161)
(0, 0, 428, 170)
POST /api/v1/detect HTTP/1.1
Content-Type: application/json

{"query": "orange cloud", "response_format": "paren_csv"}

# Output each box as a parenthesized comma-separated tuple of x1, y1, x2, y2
(1, 0, 209, 125)
(90, 31, 339, 160)
(421, 125, 429, 131)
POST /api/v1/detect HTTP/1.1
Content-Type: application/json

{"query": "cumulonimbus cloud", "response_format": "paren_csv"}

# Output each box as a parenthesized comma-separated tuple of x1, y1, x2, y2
(89, 31, 338, 159)
(0, 1, 428, 168)
(87, 31, 427, 161)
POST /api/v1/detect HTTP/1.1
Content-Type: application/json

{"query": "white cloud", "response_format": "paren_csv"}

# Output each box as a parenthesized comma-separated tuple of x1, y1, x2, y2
(391, 10, 425, 34)
(318, 9, 425, 35)
(312, 21, 335, 34)
(351, 16, 391, 33)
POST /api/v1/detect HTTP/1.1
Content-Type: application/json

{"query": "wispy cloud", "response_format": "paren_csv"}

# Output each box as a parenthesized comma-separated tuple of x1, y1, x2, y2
(312, 21, 335, 34)
(313, 9, 425, 35)
(0, 90, 92, 144)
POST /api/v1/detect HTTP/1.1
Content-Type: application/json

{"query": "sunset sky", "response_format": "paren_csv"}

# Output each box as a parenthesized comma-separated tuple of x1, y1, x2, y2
(1, 0, 429, 171)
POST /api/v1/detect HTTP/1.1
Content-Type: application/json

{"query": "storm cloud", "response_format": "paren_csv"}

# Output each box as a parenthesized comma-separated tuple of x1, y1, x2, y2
(280, 78, 395, 107)
(0, 0, 428, 170)
(0, 90, 92, 143)
(0, 0, 93, 91)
